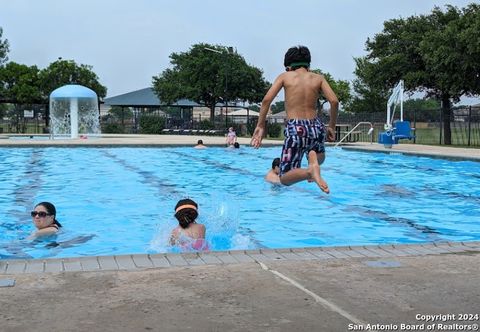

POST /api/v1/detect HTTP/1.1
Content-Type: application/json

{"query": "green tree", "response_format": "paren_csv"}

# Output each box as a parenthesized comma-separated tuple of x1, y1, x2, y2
(311, 69, 352, 110)
(270, 101, 284, 114)
(0, 62, 42, 132)
(0, 62, 42, 104)
(347, 57, 390, 113)
(0, 27, 9, 66)
(39, 58, 107, 100)
(109, 105, 133, 120)
(403, 98, 440, 111)
(0, 103, 7, 119)
(354, 4, 480, 144)
(152, 43, 270, 121)
(160, 106, 184, 118)
(403, 98, 442, 122)
(139, 114, 165, 134)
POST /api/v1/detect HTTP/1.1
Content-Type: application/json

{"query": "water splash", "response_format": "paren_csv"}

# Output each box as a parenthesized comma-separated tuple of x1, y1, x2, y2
(49, 85, 101, 138)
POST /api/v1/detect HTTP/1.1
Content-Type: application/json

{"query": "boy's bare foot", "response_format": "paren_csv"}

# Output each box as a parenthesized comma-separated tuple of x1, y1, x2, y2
(308, 163, 330, 194)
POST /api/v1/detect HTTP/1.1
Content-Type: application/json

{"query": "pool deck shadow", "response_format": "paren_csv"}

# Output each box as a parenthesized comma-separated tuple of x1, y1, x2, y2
(1, 242, 479, 332)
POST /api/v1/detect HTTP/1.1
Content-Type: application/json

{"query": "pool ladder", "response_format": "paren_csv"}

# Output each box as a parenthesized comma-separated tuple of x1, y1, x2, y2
(334, 122, 374, 147)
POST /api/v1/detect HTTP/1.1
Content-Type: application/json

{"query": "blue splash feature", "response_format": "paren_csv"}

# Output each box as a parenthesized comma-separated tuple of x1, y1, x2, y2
(49, 84, 101, 138)
(0, 147, 479, 259)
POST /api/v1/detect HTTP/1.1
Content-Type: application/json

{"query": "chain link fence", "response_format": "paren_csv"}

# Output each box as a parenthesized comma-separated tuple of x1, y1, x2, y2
(317, 106, 480, 147)
(1, 104, 479, 147)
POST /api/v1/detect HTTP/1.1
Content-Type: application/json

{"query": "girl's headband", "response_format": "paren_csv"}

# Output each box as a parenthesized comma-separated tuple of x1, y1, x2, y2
(175, 204, 197, 213)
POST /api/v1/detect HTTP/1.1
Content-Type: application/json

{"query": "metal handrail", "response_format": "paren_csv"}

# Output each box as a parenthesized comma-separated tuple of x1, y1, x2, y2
(334, 122, 374, 147)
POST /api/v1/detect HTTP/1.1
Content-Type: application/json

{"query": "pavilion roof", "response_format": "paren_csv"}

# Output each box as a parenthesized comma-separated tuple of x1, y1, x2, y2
(104, 88, 200, 108)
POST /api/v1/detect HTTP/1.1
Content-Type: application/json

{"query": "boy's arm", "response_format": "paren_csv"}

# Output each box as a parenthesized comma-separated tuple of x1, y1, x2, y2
(251, 75, 284, 148)
(320, 76, 339, 142)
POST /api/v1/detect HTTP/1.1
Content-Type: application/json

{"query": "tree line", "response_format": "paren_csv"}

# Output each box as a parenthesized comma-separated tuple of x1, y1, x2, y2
(1, 3, 479, 144)
(351, 3, 480, 144)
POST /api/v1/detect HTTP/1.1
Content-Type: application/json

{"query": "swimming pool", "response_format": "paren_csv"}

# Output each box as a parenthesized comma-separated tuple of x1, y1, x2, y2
(1, 146, 479, 259)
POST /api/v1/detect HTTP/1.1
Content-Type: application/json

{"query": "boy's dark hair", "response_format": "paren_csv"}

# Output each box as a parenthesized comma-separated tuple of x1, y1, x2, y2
(197, 140, 203, 144)
(174, 198, 198, 229)
(284, 46, 311, 71)
(272, 158, 280, 169)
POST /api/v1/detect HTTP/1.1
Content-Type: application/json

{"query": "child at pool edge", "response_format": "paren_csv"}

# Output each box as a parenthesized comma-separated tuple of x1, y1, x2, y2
(226, 127, 237, 147)
(169, 198, 209, 251)
(251, 45, 338, 193)
(31, 202, 62, 237)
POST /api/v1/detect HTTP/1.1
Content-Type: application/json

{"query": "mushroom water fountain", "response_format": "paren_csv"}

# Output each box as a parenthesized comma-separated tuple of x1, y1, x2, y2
(49, 84, 101, 138)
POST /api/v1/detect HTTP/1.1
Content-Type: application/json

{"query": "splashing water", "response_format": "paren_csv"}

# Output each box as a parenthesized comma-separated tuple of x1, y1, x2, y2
(49, 85, 101, 138)
(149, 193, 255, 253)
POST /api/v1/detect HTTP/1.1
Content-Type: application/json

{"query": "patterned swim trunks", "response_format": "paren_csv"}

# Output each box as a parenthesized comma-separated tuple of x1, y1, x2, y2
(280, 118, 326, 176)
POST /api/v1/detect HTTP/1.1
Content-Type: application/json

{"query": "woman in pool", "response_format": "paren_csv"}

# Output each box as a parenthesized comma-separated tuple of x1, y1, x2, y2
(31, 202, 62, 236)
(169, 198, 208, 251)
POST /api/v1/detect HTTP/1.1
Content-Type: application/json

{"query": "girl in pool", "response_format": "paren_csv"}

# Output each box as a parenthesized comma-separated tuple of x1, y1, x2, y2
(31, 202, 62, 237)
(169, 198, 209, 251)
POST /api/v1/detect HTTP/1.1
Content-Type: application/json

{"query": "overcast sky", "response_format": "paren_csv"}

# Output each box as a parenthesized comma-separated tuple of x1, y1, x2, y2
(1, 0, 478, 104)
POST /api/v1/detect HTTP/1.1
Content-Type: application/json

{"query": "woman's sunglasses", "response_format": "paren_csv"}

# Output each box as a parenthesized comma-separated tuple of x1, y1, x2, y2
(31, 211, 51, 218)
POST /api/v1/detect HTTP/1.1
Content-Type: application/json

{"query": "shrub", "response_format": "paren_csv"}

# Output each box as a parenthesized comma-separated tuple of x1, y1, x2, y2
(267, 123, 282, 138)
(198, 120, 215, 130)
(101, 123, 125, 134)
(139, 115, 166, 134)
(246, 121, 257, 136)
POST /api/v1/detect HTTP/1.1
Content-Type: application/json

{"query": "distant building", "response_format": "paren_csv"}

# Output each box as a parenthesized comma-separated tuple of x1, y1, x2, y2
(103, 87, 254, 123)
(453, 103, 480, 122)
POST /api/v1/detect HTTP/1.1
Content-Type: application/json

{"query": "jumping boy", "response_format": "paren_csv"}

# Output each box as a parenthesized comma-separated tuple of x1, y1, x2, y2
(251, 45, 338, 193)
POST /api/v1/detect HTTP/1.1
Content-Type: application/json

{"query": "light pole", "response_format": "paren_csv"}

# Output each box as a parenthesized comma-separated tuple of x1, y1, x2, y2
(204, 47, 232, 129)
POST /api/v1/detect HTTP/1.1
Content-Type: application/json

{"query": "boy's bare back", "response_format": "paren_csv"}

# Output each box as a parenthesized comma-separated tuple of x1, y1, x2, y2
(258, 67, 338, 121)
(282, 68, 330, 120)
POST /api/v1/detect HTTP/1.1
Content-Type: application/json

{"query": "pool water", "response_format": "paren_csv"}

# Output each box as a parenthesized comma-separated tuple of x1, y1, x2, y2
(0, 146, 479, 259)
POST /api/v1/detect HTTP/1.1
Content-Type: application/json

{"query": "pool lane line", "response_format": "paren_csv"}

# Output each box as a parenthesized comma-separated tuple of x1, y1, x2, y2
(9, 149, 45, 226)
(101, 149, 264, 249)
(1, 149, 45, 259)
(167, 148, 450, 241)
(344, 205, 445, 242)
(102, 148, 268, 249)
(164, 149, 326, 198)
(100, 149, 185, 200)
(339, 152, 480, 203)
(173, 148, 476, 239)
(169, 149, 448, 240)
(105, 148, 453, 242)
(167, 149, 263, 178)
(257, 261, 375, 331)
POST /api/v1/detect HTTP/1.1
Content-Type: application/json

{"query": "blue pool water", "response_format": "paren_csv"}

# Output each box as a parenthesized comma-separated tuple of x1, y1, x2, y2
(0, 146, 479, 259)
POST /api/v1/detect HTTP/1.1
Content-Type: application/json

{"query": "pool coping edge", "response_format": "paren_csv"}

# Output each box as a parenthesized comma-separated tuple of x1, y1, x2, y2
(1, 241, 479, 275)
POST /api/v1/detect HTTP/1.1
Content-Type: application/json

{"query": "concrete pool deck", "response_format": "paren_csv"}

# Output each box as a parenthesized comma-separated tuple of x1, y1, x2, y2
(1, 135, 479, 331)
(1, 243, 479, 332)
